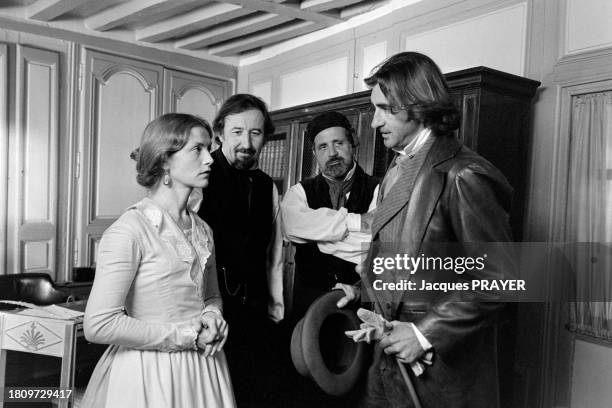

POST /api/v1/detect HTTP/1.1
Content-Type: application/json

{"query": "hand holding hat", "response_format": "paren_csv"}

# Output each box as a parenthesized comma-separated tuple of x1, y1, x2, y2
(290, 290, 367, 396)
(334, 282, 360, 308)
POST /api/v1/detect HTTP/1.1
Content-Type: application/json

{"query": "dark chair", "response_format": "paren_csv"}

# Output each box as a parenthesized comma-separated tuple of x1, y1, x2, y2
(0, 273, 69, 309)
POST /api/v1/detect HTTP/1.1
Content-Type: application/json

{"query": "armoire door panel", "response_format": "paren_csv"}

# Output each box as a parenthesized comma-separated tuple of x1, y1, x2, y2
(23, 61, 55, 222)
(297, 122, 315, 180)
(259, 123, 290, 195)
(93, 72, 151, 219)
(455, 90, 480, 149)
(87, 235, 100, 266)
(23, 240, 51, 271)
(78, 49, 162, 265)
(163, 68, 230, 122)
(7, 45, 59, 276)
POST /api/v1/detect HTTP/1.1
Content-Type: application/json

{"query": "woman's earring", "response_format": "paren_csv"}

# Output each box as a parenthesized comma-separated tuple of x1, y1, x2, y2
(163, 170, 170, 185)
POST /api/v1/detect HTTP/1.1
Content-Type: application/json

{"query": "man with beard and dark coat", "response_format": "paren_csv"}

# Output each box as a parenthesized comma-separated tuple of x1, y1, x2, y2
(281, 111, 379, 319)
(196, 94, 284, 407)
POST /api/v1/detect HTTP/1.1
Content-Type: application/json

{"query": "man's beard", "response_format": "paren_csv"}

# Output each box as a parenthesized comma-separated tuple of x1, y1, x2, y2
(233, 148, 257, 170)
(323, 158, 350, 179)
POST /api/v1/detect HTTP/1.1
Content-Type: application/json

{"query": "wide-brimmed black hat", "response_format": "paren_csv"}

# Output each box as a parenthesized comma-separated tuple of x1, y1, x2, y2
(290, 290, 367, 396)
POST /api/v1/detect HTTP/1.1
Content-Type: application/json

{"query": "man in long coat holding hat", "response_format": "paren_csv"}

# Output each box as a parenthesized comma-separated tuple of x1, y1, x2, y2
(337, 51, 514, 408)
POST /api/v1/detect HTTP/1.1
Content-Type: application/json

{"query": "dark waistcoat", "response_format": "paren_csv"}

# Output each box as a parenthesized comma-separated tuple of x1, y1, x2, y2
(197, 148, 273, 304)
(294, 164, 378, 291)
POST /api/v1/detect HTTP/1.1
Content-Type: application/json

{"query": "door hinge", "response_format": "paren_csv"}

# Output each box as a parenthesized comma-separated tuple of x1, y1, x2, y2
(73, 239, 79, 266)
(75, 151, 81, 179)
(78, 63, 84, 92)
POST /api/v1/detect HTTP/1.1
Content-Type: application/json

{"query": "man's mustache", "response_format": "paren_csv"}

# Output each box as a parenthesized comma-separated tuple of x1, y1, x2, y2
(326, 158, 344, 167)
(235, 148, 256, 155)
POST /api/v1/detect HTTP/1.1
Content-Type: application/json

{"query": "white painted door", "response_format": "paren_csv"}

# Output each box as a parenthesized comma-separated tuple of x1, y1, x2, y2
(76, 49, 162, 266)
(6, 45, 60, 276)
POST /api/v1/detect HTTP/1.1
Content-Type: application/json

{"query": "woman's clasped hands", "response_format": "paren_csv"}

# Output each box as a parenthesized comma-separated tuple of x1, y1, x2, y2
(196, 309, 228, 357)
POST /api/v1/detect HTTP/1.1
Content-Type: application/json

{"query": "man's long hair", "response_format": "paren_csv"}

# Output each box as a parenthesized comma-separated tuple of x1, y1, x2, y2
(364, 52, 459, 135)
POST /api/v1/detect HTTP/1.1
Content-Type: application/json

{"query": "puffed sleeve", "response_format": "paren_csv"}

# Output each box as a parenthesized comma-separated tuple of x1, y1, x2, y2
(84, 217, 200, 352)
(281, 183, 358, 243)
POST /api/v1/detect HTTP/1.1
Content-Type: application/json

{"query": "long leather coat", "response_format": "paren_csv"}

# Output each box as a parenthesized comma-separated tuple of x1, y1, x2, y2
(362, 135, 514, 408)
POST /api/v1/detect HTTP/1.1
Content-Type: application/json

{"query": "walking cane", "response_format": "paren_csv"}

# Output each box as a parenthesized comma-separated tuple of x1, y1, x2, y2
(358, 274, 424, 408)
(397, 359, 423, 408)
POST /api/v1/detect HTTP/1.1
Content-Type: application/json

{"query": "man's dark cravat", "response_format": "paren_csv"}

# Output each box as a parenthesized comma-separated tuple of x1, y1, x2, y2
(324, 175, 355, 210)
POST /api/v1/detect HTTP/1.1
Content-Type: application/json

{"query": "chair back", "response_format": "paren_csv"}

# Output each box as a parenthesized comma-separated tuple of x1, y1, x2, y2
(0, 273, 68, 309)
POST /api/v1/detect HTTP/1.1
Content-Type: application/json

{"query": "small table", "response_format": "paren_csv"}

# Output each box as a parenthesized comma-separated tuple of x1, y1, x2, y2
(0, 301, 86, 407)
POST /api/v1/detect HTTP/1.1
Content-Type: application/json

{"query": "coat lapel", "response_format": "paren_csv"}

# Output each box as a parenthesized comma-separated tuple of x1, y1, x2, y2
(371, 137, 435, 237)
(389, 136, 462, 304)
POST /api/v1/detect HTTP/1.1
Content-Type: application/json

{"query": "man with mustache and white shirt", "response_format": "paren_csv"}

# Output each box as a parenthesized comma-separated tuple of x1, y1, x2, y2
(282, 111, 379, 320)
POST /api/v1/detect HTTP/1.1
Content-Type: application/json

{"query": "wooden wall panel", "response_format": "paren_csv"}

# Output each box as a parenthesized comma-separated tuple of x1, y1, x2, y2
(279, 55, 349, 108)
(565, 0, 612, 55)
(250, 80, 272, 108)
(94, 72, 151, 218)
(7, 45, 59, 276)
(163, 68, 229, 122)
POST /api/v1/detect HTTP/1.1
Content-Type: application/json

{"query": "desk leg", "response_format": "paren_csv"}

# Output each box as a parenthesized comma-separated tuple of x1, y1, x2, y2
(59, 324, 76, 408)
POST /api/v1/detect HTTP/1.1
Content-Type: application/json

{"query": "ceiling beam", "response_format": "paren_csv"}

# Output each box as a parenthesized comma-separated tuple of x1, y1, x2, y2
(208, 20, 325, 56)
(175, 0, 356, 50)
(27, 0, 91, 21)
(300, 0, 365, 13)
(136, 2, 253, 42)
(216, 0, 343, 26)
(175, 13, 292, 50)
(85, 0, 205, 31)
(340, 0, 388, 19)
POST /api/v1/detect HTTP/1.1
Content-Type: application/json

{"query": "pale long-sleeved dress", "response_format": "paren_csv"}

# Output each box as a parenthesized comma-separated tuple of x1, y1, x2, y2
(81, 197, 235, 408)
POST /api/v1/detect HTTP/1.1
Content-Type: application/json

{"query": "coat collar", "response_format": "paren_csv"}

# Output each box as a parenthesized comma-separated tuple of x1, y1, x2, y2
(424, 134, 463, 169)
(371, 135, 459, 237)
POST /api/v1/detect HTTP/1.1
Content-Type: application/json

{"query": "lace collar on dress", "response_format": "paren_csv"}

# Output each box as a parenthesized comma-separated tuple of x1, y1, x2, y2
(128, 198, 212, 302)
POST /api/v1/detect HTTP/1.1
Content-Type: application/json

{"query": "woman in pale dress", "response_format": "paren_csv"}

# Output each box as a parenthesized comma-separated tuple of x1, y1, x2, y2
(82, 113, 236, 408)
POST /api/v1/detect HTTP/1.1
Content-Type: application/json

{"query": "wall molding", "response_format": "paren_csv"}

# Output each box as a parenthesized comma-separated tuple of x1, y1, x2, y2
(0, 17, 236, 81)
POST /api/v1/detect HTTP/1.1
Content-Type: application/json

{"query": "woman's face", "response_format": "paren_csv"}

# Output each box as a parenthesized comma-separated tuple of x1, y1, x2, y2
(166, 126, 214, 189)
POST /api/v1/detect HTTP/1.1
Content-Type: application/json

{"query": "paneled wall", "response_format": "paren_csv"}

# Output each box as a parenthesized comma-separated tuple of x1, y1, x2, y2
(7, 46, 60, 276)
(77, 49, 230, 265)
(565, 0, 612, 55)
(238, 0, 528, 109)
(0, 26, 235, 279)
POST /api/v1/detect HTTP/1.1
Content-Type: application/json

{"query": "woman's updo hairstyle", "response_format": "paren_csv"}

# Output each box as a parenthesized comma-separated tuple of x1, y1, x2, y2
(130, 113, 212, 188)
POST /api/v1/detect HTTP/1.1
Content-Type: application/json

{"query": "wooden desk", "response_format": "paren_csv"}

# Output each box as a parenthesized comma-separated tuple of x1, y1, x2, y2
(0, 302, 85, 407)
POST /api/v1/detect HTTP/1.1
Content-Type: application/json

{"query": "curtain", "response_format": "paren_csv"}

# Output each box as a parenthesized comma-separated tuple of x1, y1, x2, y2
(566, 91, 612, 340)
